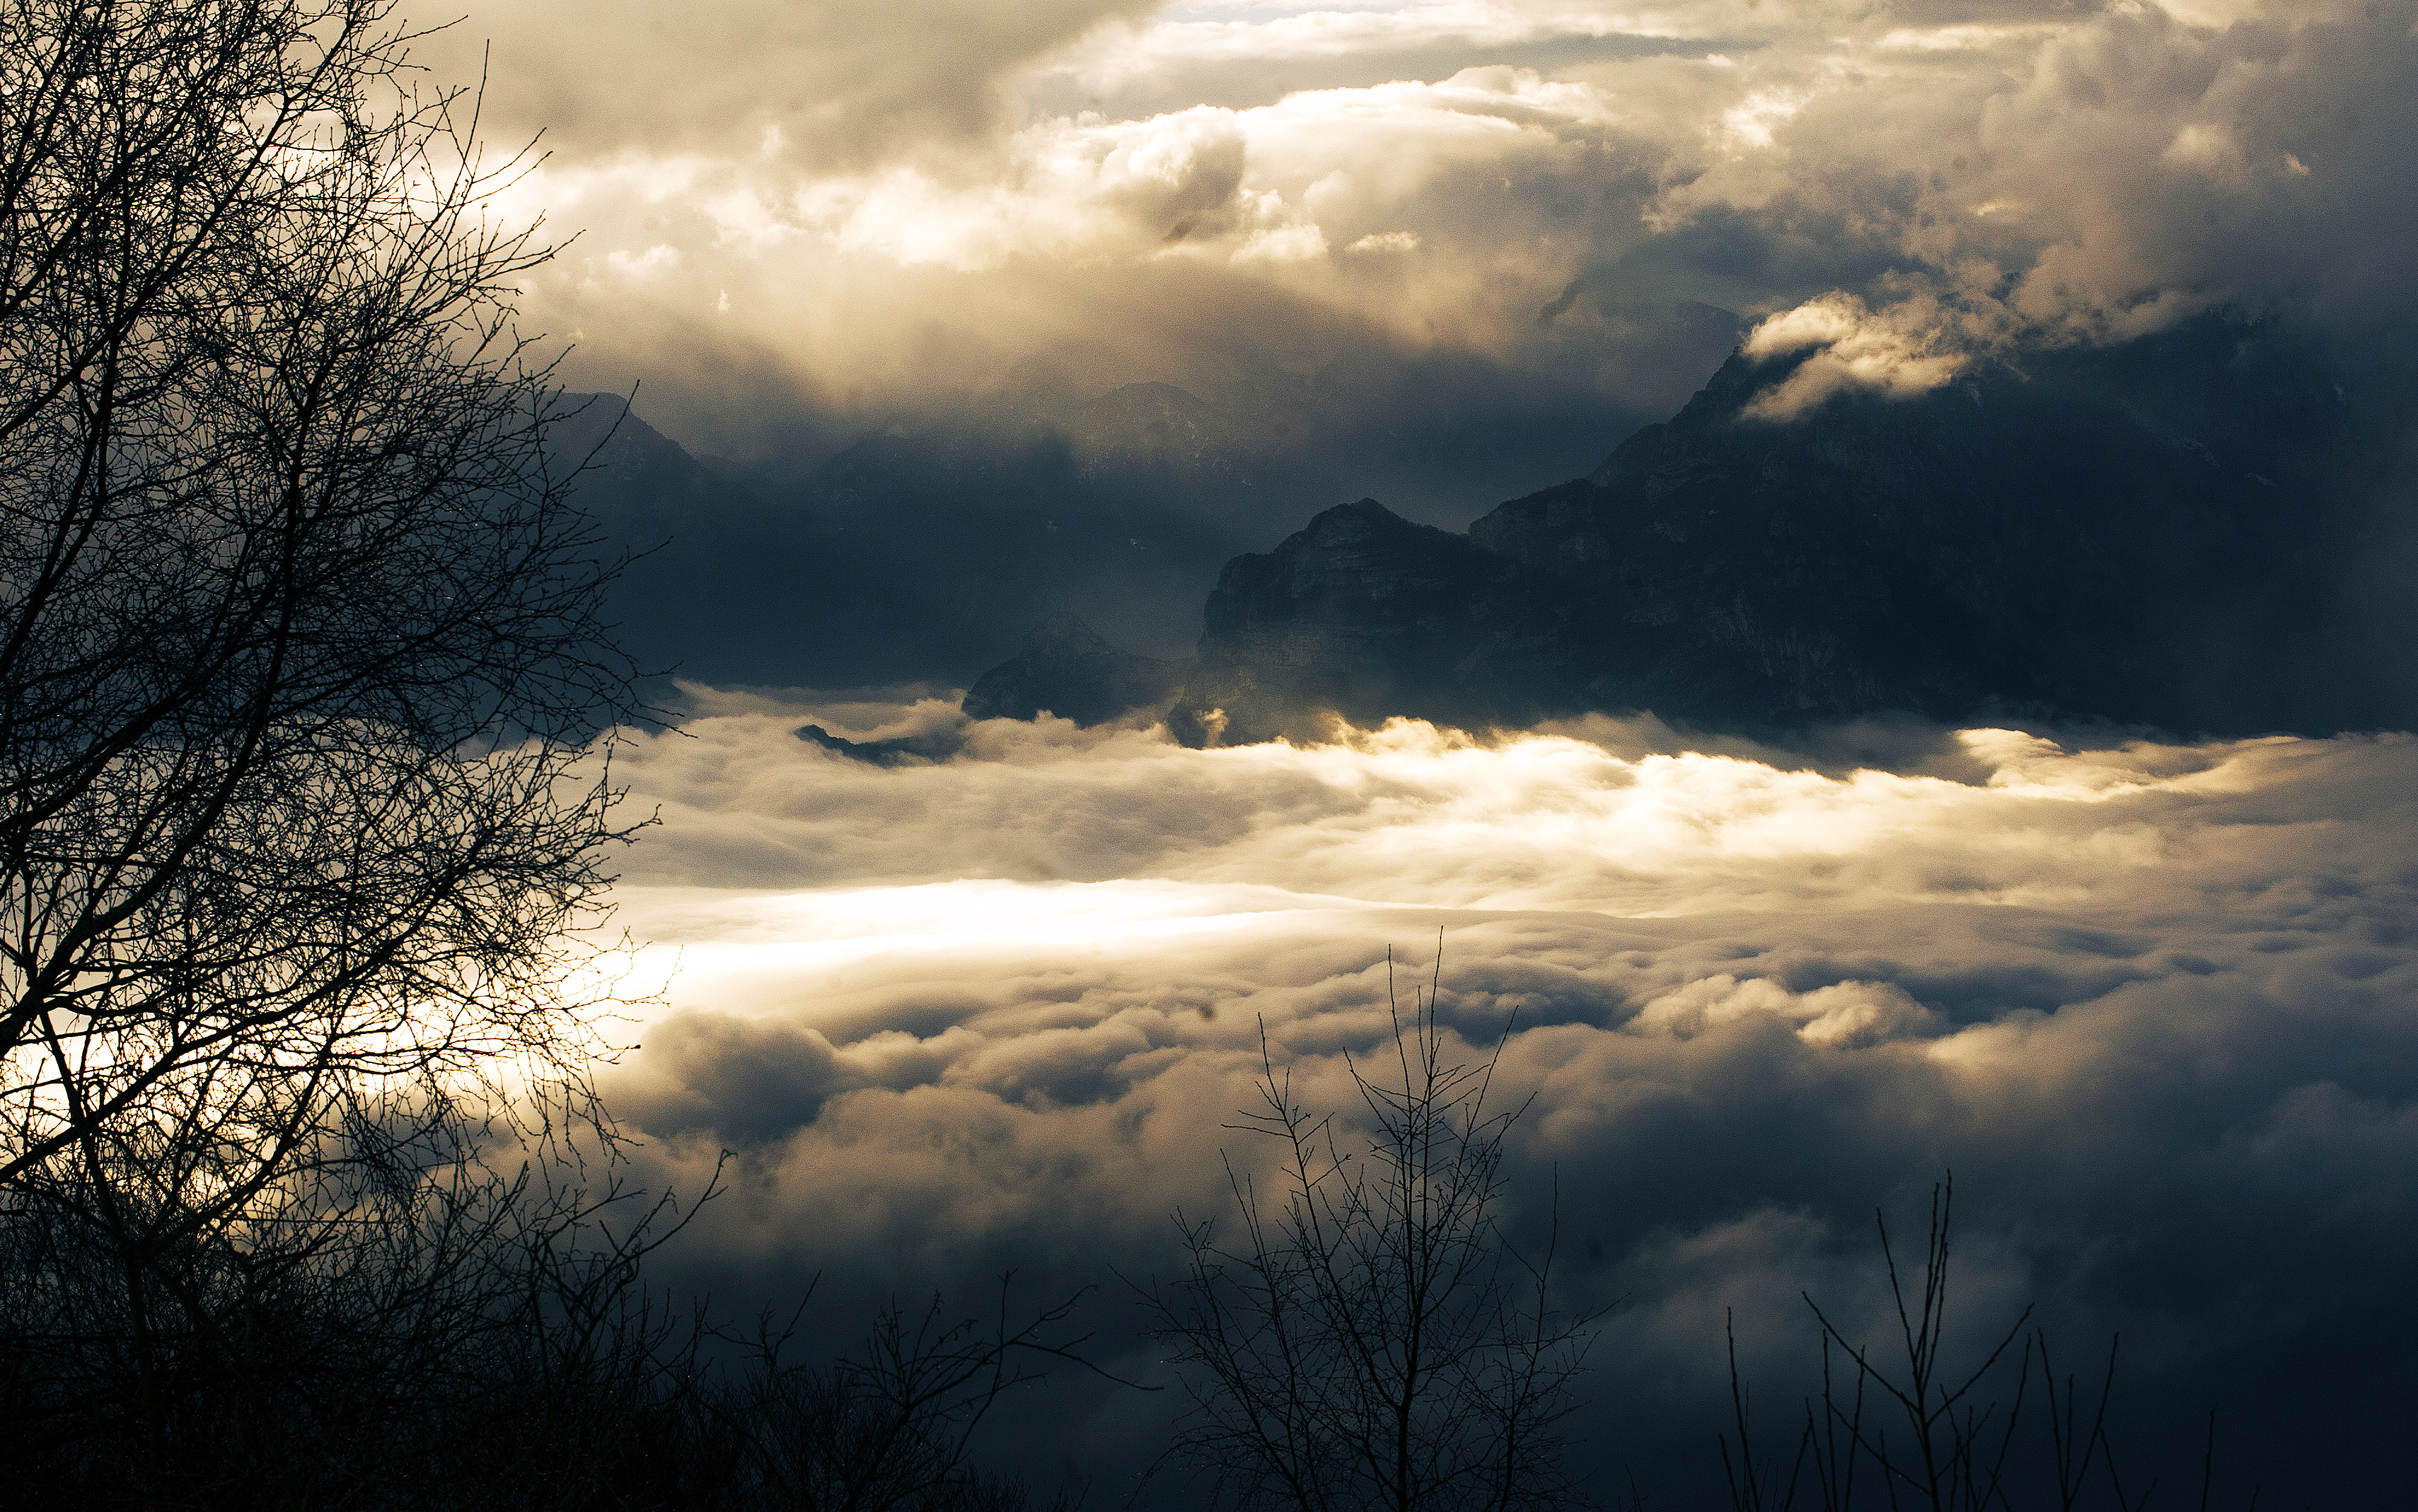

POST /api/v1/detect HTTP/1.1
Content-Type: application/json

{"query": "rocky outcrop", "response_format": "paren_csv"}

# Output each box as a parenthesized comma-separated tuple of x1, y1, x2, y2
(961, 615, 1188, 725)
(794, 723, 969, 766)
(1163, 501, 1565, 745)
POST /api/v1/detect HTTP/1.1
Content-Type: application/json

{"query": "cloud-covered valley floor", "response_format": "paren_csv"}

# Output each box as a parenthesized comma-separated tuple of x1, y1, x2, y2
(597, 691, 2418, 1502)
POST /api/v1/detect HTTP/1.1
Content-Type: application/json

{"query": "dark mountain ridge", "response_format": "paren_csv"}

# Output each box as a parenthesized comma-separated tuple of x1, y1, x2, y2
(988, 313, 2417, 741)
(563, 354, 1647, 690)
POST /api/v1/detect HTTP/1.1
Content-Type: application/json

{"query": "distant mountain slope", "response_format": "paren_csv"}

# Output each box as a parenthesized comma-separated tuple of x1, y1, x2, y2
(1138, 314, 2417, 742)
(547, 392, 742, 531)
(550, 318, 1685, 690)
(559, 392, 1262, 688)
(1161, 501, 1546, 745)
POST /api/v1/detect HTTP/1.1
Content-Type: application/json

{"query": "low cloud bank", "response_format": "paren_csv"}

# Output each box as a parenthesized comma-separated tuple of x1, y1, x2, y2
(596, 693, 2418, 1502)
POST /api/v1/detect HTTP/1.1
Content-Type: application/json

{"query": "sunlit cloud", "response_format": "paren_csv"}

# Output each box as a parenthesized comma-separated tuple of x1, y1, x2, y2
(591, 691, 2418, 1498)
(449, 0, 2418, 459)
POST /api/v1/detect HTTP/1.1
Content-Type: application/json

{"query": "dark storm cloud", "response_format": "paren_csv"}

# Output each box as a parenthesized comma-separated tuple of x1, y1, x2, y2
(467, 0, 2418, 490)
(588, 694, 2418, 1501)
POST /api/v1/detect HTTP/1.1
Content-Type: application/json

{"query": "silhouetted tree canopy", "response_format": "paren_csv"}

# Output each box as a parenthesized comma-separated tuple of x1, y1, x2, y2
(0, 0, 651, 1492)
(0, 0, 638, 1194)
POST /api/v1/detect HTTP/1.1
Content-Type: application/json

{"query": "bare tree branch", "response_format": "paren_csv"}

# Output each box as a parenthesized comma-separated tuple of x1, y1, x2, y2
(1140, 942, 1600, 1512)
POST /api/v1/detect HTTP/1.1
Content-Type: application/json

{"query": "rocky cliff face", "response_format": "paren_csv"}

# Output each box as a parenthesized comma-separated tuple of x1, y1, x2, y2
(1457, 339, 2309, 730)
(1161, 500, 1555, 745)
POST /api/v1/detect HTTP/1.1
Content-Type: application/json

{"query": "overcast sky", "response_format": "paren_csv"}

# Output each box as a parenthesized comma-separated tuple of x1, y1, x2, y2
(424, 0, 2418, 462)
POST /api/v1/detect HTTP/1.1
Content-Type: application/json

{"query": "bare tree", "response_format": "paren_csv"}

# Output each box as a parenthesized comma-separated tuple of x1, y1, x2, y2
(1721, 1178, 2252, 1512)
(0, 1138, 1100, 1509)
(0, 7, 1130, 1507)
(0, 0, 656, 1490)
(0, 0, 635, 1179)
(1141, 949, 1598, 1512)
(0, 1122, 667, 1504)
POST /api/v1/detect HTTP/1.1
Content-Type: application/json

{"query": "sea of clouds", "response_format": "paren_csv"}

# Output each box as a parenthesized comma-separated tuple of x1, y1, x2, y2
(588, 688, 2418, 1502)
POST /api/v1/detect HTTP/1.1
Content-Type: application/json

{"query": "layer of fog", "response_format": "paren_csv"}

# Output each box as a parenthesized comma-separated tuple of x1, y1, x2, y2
(594, 690, 2418, 1502)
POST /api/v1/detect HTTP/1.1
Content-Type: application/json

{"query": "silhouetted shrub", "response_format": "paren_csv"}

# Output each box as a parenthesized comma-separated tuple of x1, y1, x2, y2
(1719, 1177, 2265, 1512)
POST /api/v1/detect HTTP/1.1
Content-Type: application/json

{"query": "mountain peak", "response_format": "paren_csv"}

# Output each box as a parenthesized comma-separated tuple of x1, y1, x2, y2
(961, 616, 1186, 726)
(1157, 311, 2404, 742)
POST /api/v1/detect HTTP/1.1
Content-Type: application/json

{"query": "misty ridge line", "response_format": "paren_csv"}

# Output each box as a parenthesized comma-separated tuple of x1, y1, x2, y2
(582, 302, 2418, 757)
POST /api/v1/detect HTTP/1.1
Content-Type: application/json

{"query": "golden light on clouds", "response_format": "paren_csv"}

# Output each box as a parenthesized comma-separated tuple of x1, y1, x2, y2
(426, 0, 2418, 456)
(591, 696, 2418, 1501)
